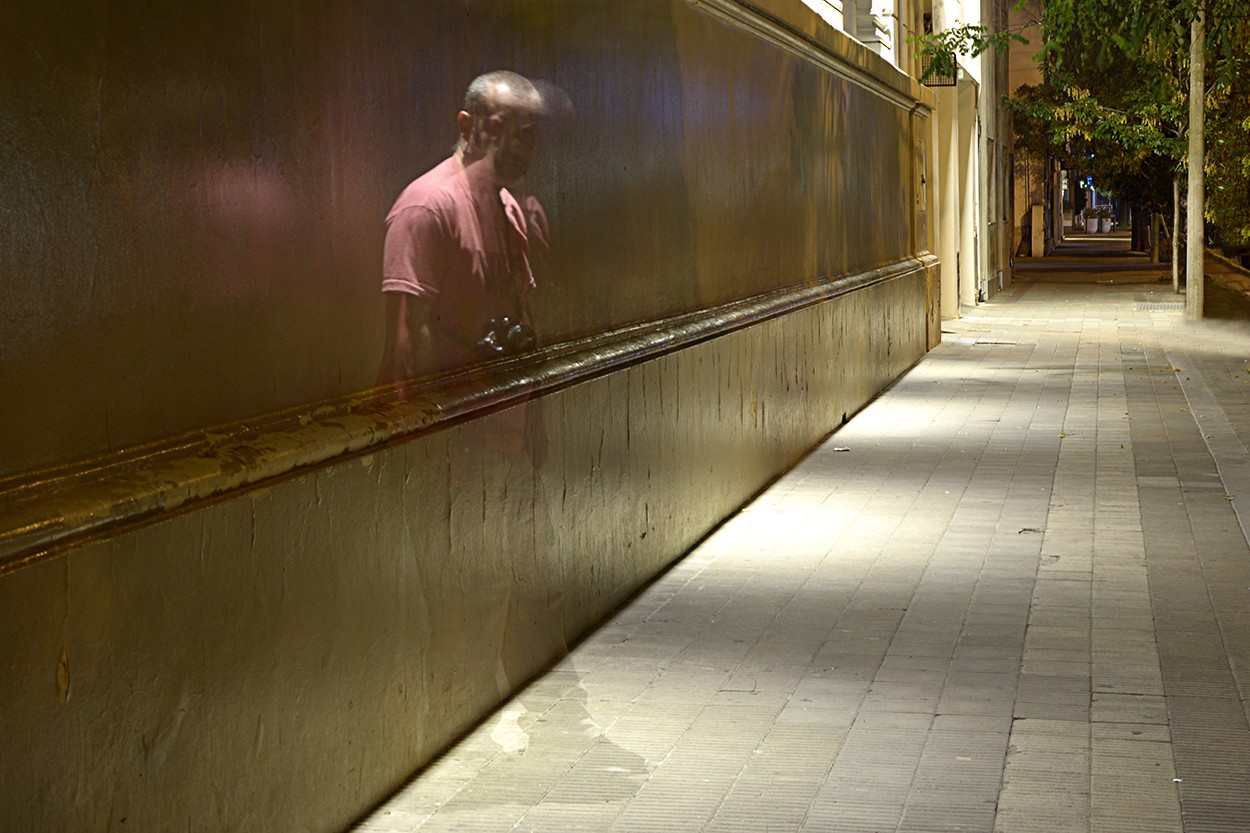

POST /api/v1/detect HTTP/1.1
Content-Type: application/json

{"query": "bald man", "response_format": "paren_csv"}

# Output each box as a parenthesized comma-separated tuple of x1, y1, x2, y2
(379, 71, 545, 383)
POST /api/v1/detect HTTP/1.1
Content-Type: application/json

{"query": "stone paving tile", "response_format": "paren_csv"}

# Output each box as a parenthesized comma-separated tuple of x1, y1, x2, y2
(353, 261, 1250, 832)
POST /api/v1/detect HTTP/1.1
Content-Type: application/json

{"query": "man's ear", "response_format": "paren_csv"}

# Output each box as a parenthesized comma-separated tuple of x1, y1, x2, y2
(456, 110, 473, 143)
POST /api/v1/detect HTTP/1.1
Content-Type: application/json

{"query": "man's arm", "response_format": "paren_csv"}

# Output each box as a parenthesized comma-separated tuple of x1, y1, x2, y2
(377, 292, 433, 385)
(380, 199, 445, 385)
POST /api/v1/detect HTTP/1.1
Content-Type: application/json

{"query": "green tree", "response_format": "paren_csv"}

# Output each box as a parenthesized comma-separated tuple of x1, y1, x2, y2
(918, 0, 1250, 316)
(1205, 20, 1250, 253)
(1040, 0, 1249, 316)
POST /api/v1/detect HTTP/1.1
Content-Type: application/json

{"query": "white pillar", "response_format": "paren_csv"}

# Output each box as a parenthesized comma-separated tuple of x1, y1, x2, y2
(958, 77, 979, 308)
(937, 86, 960, 319)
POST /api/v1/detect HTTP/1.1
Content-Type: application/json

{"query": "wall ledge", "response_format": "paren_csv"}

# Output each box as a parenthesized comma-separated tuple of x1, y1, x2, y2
(0, 255, 937, 576)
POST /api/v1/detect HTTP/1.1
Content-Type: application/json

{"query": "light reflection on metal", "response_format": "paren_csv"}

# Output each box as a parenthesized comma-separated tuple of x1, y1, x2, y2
(2, 0, 940, 579)
(0, 256, 935, 577)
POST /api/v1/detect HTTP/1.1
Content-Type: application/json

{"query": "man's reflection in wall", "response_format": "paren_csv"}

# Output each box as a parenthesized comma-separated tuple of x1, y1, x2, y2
(379, 71, 565, 696)
(379, 70, 546, 384)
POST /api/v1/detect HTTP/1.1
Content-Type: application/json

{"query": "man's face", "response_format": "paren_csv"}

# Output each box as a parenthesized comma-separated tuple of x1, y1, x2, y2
(459, 83, 542, 186)
(463, 84, 541, 187)
(491, 104, 539, 186)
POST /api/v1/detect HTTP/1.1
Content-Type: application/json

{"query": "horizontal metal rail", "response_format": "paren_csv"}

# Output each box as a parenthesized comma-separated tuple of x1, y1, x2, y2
(0, 255, 937, 576)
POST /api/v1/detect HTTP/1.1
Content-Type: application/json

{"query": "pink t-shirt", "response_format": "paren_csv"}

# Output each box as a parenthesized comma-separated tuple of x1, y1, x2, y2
(383, 157, 536, 372)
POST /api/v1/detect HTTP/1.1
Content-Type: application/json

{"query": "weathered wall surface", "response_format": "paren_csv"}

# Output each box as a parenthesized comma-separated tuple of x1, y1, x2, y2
(1, 0, 925, 474)
(0, 1, 936, 830)
(0, 270, 930, 833)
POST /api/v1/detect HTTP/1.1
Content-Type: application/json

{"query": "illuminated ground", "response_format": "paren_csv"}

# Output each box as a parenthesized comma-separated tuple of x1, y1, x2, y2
(353, 241, 1250, 833)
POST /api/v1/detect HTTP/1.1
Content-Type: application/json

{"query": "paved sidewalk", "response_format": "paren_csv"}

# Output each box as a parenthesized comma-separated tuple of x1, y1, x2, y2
(353, 253, 1250, 832)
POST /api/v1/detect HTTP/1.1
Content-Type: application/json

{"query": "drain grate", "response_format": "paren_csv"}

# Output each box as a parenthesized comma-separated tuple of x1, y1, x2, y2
(1136, 302, 1185, 311)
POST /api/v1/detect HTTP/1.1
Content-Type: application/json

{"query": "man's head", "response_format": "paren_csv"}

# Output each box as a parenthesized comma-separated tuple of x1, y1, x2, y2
(457, 71, 543, 186)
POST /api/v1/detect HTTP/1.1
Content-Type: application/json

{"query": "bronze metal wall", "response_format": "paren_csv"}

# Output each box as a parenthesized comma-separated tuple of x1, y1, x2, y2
(0, 1, 936, 829)
(2, 0, 925, 476)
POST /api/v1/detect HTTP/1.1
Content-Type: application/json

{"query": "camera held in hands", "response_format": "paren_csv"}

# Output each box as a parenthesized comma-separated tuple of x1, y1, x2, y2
(477, 316, 537, 358)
